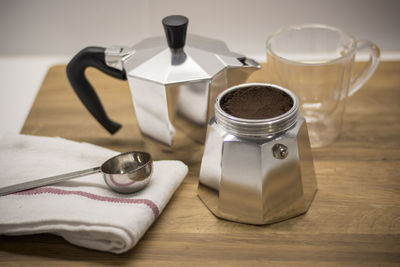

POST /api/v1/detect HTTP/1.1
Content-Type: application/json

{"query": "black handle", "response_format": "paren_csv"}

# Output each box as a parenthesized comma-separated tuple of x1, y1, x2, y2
(162, 15, 188, 49)
(66, 46, 126, 134)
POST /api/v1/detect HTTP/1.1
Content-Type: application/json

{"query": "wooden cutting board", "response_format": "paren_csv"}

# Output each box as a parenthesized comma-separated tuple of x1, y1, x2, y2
(0, 62, 399, 266)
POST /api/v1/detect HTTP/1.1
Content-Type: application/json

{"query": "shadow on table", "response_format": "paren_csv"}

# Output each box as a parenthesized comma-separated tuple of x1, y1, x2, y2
(0, 233, 148, 266)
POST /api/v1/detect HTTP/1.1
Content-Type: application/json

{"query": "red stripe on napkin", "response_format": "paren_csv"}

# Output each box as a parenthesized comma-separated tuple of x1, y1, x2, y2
(15, 187, 159, 218)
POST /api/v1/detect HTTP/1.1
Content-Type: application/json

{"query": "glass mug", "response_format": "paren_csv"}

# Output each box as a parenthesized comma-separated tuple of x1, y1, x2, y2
(266, 24, 380, 147)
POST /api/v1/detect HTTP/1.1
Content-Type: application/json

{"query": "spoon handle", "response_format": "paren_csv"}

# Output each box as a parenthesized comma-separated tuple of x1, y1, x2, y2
(0, 167, 101, 196)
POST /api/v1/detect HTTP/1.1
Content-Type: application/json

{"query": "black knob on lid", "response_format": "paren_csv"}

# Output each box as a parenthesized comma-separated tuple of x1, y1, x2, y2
(162, 15, 188, 49)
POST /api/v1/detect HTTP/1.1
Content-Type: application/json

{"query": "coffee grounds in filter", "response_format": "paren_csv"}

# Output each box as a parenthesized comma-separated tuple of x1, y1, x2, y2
(220, 86, 293, 120)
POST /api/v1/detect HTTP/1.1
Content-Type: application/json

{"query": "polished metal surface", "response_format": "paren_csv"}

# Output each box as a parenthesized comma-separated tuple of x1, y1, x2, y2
(102, 151, 153, 194)
(124, 34, 254, 85)
(0, 152, 152, 196)
(272, 143, 288, 159)
(104, 33, 260, 160)
(198, 83, 317, 225)
(0, 167, 100, 196)
(105, 46, 134, 71)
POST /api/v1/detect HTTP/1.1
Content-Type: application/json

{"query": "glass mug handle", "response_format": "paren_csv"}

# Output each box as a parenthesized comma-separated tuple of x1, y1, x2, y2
(348, 40, 380, 97)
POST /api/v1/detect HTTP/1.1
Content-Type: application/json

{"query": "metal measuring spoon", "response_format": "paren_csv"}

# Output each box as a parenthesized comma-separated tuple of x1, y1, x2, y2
(0, 151, 152, 196)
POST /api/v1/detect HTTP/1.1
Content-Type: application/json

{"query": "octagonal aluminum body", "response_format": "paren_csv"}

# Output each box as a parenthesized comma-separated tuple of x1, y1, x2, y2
(105, 35, 260, 162)
(198, 115, 317, 225)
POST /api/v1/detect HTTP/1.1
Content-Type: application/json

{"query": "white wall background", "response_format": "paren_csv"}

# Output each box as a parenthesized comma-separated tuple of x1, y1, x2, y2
(1, 0, 400, 60)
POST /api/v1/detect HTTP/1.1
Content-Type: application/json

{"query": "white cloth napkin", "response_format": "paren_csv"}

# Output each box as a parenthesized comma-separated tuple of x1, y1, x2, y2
(0, 134, 188, 254)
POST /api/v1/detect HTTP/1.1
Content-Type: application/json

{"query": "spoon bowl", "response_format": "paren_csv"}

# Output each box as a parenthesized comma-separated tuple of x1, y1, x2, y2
(101, 151, 153, 193)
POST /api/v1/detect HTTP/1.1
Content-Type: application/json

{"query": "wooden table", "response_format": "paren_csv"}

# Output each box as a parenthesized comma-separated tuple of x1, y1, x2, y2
(1, 62, 399, 266)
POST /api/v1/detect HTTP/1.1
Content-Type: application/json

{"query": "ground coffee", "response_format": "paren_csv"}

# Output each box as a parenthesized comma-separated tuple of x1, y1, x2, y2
(220, 85, 293, 119)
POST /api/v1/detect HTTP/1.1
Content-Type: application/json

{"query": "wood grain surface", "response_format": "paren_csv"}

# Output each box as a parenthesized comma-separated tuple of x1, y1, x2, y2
(0, 62, 399, 266)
